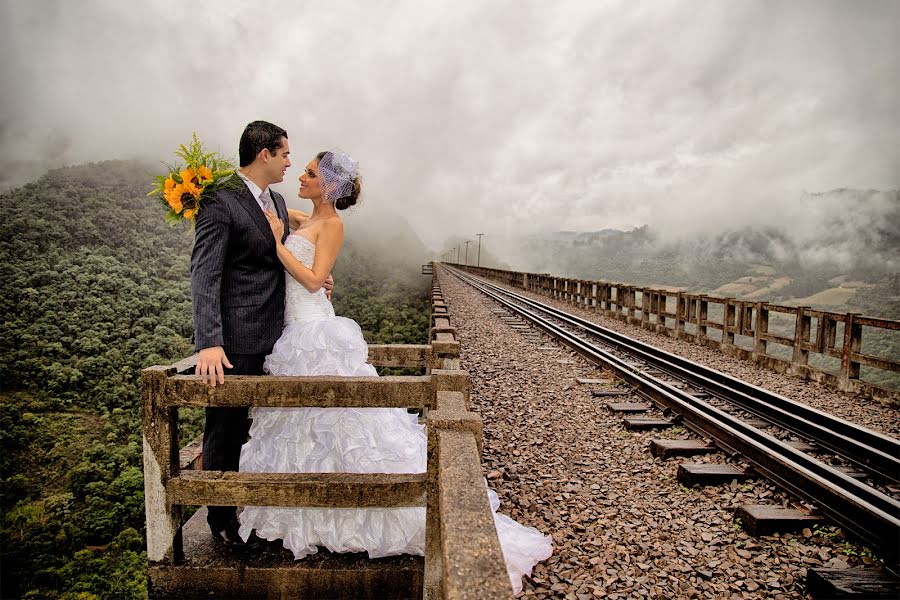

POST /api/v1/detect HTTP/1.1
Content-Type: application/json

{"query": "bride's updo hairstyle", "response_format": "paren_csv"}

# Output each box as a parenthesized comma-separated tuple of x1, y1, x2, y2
(317, 150, 361, 210)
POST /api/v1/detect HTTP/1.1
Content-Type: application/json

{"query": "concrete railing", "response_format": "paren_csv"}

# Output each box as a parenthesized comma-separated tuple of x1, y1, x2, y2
(142, 268, 512, 599)
(424, 264, 510, 598)
(446, 263, 899, 400)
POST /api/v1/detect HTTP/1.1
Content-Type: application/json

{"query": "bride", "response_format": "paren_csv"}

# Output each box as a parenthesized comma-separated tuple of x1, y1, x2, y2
(237, 150, 551, 592)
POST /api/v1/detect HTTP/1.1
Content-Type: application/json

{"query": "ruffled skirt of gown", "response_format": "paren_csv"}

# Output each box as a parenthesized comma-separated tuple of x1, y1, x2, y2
(238, 314, 552, 593)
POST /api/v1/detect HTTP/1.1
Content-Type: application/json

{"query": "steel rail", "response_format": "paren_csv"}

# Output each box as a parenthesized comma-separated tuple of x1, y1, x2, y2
(445, 265, 900, 567)
(449, 267, 900, 482)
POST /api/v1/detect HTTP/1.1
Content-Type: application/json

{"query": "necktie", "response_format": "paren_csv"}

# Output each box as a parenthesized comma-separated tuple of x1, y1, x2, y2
(260, 189, 274, 214)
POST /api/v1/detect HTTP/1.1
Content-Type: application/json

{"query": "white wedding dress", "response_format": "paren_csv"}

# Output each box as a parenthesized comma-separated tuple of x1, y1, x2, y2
(238, 233, 552, 593)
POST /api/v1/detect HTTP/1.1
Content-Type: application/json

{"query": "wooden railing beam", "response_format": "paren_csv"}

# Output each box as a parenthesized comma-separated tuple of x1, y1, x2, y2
(169, 471, 427, 508)
(161, 376, 435, 409)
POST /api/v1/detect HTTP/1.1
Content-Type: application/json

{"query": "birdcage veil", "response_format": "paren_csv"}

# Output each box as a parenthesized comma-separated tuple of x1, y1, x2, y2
(318, 148, 359, 204)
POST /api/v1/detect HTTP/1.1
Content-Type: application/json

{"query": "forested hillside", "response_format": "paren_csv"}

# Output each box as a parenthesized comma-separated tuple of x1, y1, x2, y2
(0, 161, 430, 599)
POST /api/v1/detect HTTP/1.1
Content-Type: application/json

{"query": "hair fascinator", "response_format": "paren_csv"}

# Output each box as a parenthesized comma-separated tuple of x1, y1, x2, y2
(318, 148, 359, 203)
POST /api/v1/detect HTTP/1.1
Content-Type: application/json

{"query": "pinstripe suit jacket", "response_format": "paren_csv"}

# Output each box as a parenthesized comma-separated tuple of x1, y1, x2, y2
(190, 182, 289, 355)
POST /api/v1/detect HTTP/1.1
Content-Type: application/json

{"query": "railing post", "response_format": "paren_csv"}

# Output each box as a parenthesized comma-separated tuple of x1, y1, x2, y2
(657, 292, 667, 331)
(675, 292, 686, 338)
(839, 312, 862, 390)
(687, 295, 699, 340)
(792, 306, 811, 367)
(641, 288, 650, 329)
(698, 295, 708, 342)
(723, 298, 736, 347)
(142, 366, 183, 566)
(753, 302, 768, 359)
(824, 315, 838, 352)
(613, 284, 619, 317)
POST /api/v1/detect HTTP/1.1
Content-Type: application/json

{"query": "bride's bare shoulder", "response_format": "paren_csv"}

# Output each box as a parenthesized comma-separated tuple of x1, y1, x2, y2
(287, 209, 310, 230)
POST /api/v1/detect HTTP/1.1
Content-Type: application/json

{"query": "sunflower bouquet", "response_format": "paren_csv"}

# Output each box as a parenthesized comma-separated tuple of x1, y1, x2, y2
(149, 132, 241, 225)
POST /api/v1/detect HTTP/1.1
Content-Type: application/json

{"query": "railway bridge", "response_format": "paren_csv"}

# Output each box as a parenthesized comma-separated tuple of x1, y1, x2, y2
(142, 263, 900, 599)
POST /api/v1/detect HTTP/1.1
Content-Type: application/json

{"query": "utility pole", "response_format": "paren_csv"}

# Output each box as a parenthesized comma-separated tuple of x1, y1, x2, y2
(476, 233, 484, 267)
(464, 241, 470, 269)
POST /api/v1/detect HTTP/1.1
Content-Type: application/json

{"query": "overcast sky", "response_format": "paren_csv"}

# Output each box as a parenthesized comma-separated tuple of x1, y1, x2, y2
(2, 0, 898, 249)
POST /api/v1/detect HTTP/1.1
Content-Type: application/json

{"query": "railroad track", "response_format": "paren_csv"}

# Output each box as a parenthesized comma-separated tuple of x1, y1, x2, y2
(444, 265, 900, 571)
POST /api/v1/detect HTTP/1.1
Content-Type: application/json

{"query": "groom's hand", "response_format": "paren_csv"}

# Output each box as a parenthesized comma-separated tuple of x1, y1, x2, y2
(324, 274, 334, 300)
(196, 346, 233, 387)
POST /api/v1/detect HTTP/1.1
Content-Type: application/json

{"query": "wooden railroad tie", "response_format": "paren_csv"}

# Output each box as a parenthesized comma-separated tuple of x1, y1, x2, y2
(606, 402, 651, 414)
(831, 465, 869, 480)
(649, 439, 717, 459)
(786, 440, 817, 453)
(623, 417, 675, 431)
(734, 504, 823, 536)
(806, 566, 900, 599)
(677, 463, 751, 487)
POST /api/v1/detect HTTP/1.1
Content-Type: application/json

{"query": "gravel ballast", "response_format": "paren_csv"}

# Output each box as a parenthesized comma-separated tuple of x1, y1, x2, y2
(438, 268, 895, 599)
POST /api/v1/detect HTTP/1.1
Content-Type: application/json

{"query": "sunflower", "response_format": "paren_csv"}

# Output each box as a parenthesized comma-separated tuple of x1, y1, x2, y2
(197, 165, 213, 181)
(182, 179, 202, 201)
(164, 183, 184, 213)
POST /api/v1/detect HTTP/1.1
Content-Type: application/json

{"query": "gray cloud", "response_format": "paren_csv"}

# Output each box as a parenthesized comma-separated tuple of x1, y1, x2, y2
(2, 0, 898, 248)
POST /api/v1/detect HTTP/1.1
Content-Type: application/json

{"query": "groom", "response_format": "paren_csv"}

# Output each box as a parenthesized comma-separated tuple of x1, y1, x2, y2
(191, 120, 329, 545)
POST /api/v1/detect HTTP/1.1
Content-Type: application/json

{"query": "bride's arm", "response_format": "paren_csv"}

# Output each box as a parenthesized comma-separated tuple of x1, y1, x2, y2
(287, 208, 310, 230)
(265, 212, 343, 293)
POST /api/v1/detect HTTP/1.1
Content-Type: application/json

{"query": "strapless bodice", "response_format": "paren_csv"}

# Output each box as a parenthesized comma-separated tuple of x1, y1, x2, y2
(284, 234, 335, 324)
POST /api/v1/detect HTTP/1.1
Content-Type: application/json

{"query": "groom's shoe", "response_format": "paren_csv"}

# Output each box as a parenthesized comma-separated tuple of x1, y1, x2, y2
(210, 519, 254, 548)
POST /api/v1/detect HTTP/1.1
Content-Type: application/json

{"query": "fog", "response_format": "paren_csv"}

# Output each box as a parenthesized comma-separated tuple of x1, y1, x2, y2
(2, 0, 898, 250)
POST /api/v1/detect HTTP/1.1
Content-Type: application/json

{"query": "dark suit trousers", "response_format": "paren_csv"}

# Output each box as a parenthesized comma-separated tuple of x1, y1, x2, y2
(203, 352, 266, 530)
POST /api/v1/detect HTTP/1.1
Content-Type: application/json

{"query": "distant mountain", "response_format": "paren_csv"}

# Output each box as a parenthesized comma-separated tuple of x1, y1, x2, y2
(486, 189, 900, 318)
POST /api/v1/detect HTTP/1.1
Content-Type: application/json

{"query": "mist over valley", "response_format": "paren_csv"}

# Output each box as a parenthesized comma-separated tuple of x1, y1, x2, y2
(460, 188, 900, 319)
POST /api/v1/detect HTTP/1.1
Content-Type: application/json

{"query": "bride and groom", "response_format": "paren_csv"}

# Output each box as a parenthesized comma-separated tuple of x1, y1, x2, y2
(190, 120, 551, 591)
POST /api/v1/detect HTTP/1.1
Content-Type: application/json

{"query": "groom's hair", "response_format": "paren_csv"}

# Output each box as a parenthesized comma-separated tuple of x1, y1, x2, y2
(239, 121, 288, 167)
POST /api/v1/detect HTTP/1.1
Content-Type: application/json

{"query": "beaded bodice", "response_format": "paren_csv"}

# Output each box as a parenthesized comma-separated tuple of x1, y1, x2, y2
(284, 234, 335, 325)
